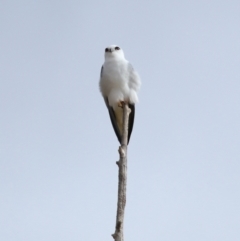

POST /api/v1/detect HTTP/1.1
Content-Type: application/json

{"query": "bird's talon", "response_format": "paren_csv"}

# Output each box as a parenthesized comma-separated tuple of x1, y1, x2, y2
(118, 101, 125, 108)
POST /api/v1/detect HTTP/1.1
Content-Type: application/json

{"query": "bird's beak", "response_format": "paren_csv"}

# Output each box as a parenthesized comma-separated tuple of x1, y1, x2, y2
(109, 49, 112, 53)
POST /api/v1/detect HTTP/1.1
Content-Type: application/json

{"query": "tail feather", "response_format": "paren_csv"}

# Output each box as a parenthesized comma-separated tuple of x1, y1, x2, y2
(106, 99, 135, 145)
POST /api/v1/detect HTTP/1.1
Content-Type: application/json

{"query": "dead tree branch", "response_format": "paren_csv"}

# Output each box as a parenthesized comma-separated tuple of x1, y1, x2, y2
(112, 103, 131, 241)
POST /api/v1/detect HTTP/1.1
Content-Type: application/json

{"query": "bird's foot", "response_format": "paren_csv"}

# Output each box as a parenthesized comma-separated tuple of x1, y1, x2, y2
(118, 101, 126, 108)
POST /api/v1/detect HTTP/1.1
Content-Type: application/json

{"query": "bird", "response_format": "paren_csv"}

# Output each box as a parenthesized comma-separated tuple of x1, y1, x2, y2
(99, 45, 141, 144)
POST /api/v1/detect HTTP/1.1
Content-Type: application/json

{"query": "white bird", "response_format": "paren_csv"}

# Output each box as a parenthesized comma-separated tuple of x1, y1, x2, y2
(99, 45, 141, 144)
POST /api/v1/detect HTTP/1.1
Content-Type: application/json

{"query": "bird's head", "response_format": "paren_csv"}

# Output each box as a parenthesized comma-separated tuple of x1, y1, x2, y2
(104, 45, 125, 60)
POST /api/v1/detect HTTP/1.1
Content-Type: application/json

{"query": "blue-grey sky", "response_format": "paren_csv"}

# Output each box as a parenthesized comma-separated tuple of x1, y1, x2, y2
(1, 1, 240, 240)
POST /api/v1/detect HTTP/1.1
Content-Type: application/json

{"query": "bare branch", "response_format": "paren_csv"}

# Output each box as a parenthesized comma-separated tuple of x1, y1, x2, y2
(112, 103, 131, 241)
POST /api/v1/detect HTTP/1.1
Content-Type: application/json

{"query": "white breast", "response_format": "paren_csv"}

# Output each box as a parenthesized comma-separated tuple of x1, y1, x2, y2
(100, 59, 131, 108)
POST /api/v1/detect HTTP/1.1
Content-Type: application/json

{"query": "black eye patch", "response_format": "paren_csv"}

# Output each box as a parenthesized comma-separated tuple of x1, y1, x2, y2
(105, 48, 108, 52)
(115, 46, 120, 50)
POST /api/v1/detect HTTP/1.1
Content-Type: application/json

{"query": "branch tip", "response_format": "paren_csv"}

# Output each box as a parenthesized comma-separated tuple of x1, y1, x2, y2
(118, 146, 125, 157)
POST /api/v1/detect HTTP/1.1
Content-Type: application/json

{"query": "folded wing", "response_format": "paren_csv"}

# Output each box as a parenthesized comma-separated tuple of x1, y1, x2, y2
(104, 98, 135, 144)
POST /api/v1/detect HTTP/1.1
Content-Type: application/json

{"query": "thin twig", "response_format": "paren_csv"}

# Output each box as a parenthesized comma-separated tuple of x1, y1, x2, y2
(112, 103, 131, 241)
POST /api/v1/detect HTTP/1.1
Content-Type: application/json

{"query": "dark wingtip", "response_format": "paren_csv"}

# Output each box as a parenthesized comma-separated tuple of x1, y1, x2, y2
(127, 104, 135, 144)
(106, 99, 135, 145)
(107, 106, 122, 144)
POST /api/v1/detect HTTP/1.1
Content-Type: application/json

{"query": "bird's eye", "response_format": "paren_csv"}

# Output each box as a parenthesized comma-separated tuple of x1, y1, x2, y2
(105, 48, 108, 52)
(115, 46, 120, 50)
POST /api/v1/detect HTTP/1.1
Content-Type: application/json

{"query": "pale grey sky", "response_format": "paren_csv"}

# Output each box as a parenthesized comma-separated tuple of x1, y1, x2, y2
(0, 1, 240, 240)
